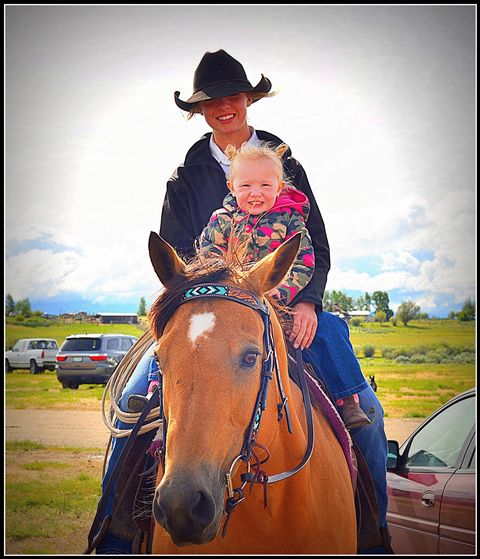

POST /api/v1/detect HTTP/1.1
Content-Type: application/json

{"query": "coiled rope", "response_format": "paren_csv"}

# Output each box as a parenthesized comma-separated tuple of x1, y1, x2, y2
(101, 330, 162, 438)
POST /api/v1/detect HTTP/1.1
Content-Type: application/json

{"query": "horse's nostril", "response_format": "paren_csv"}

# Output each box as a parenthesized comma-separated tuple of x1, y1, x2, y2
(189, 490, 216, 528)
(153, 496, 166, 526)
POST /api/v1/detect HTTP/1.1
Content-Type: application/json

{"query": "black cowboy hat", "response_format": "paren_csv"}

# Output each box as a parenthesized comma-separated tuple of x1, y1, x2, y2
(174, 49, 272, 112)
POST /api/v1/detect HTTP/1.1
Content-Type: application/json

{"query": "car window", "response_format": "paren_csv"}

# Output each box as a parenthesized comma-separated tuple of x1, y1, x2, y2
(13, 342, 23, 351)
(406, 396, 474, 468)
(120, 337, 133, 350)
(46, 341, 58, 349)
(61, 338, 102, 351)
(106, 338, 119, 350)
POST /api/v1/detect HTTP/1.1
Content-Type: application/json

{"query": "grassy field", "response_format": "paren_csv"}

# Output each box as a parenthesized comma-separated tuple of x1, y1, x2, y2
(349, 318, 474, 351)
(5, 317, 476, 554)
(5, 318, 476, 417)
(6, 370, 105, 410)
(6, 441, 103, 555)
(347, 319, 476, 417)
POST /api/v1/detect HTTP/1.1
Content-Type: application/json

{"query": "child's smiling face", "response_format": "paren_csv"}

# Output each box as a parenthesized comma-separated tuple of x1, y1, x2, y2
(228, 157, 284, 215)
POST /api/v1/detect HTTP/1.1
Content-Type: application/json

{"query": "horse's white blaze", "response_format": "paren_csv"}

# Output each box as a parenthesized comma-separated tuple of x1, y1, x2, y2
(188, 312, 216, 345)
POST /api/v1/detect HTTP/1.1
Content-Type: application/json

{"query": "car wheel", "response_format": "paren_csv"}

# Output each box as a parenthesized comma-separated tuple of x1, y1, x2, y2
(30, 360, 40, 374)
(5, 359, 13, 372)
(61, 382, 79, 389)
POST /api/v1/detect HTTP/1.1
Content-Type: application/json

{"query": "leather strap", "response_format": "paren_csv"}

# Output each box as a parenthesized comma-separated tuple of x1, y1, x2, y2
(266, 347, 315, 483)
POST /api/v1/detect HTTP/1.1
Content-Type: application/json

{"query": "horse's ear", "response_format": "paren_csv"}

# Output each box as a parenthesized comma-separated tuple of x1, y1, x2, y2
(148, 232, 187, 287)
(245, 232, 302, 295)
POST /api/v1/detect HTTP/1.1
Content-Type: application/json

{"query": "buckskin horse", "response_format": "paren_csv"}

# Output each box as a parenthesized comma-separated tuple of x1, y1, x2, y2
(147, 231, 357, 554)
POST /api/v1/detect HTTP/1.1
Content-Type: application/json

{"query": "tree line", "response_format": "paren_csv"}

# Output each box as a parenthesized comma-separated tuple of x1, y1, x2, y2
(323, 290, 475, 325)
(5, 294, 34, 317)
(5, 292, 475, 326)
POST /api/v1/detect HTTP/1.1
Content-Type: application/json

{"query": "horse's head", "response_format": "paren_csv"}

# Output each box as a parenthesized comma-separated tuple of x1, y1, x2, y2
(147, 231, 301, 546)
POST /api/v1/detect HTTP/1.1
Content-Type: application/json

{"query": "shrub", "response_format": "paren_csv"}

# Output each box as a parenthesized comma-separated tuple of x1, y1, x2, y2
(363, 344, 376, 358)
(396, 300, 421, 325)
(351, 318, 362, 327)
(375, 310, 387, 323)
(390, 345, 475, 364)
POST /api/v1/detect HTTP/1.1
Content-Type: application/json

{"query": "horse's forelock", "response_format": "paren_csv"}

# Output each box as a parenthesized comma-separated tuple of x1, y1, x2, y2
(147, 249, 293, 340)
(147, 254, 238, 340)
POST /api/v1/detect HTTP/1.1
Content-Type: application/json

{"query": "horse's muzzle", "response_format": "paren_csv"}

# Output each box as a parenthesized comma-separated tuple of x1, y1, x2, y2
(153, 473, 223, 546)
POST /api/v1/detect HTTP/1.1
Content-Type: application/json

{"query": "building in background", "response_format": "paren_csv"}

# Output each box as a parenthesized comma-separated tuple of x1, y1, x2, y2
(95, 312, 138, 324)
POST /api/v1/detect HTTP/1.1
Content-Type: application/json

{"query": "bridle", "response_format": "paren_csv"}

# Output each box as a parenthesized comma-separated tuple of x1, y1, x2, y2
(155, 282, 315, 535)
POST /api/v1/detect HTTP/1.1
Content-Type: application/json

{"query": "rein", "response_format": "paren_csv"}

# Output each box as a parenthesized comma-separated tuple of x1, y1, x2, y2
(157, 283, 315, 535)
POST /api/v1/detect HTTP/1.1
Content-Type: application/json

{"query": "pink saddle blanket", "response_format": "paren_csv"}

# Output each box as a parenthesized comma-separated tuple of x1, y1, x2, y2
(304, 370, 357, 488)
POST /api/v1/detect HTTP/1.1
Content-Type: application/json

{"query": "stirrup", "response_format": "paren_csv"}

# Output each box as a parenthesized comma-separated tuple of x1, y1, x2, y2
(128, 390, 160, 413)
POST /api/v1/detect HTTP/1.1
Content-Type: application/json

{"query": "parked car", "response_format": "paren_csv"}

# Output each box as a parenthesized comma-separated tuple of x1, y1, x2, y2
(56, 334, 138, 389)
(5, 338, 59, 374)
(386, 388, 475, 554)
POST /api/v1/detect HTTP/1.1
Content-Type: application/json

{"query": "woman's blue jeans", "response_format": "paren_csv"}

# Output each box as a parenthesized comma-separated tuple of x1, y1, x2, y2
(95, 343, 155, 554)
(302, 311, 388, 530)
(97, 312, 388, 551)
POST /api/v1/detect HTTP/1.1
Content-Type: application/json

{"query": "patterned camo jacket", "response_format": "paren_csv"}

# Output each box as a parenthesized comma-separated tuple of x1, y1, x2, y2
(198, 187, 315, 306)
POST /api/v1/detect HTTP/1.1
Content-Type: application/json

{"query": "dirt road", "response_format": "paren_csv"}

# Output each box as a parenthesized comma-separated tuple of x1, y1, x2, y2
(6, 409, 423, 448)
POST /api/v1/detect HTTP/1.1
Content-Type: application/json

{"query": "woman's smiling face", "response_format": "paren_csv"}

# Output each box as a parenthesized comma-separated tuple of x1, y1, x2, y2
(200, 93, 252, 137)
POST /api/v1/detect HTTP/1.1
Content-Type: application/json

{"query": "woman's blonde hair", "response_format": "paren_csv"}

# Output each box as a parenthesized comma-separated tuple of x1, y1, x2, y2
(225, 141, 290, 187)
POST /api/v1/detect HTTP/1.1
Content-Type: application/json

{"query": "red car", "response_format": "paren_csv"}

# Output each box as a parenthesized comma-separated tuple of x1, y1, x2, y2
(386, 388, 476, 554)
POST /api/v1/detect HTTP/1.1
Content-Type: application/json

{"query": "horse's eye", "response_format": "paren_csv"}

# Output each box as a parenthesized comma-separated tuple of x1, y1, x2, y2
(241, 351, 260, 368)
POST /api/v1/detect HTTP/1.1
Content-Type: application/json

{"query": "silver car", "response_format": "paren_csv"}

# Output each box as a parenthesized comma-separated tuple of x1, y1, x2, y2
(56, 334, 138, 389)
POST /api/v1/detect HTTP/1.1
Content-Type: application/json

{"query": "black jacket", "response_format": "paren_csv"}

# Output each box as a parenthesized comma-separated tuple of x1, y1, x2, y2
(159, 130, 330, 310)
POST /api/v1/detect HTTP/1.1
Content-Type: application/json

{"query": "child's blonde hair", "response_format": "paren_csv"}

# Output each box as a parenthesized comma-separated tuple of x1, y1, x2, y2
(225, 141, 290, 187)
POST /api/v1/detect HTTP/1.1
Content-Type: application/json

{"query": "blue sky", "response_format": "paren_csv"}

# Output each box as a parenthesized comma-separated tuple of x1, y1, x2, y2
(5, 5, 476, 317)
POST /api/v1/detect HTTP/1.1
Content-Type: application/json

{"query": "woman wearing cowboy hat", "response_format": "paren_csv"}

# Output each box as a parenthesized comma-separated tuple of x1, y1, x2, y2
(94, 49, 392, 554)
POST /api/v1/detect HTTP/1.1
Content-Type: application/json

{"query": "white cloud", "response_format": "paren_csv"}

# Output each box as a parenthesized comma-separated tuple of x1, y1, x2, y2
(381, 251, 422, 273)
(6, 249, 80, 299)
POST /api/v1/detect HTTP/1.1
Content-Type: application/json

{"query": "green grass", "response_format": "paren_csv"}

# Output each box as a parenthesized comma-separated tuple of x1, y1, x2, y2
(5, 370, 105, 410)
(362, 362, 475, 418)
(349, 319, 476, 418)
(6, 474, 100, 513)
(5, 318, 476, 418)
(5, 442, 103, 554)
(350, 319, 474, 350)
(6, 440, 47, 451)
(21, 461, 71, 471)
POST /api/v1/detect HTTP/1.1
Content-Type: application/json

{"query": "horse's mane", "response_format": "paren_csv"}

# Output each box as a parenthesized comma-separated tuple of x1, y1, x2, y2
(148, 250, 292, 340)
